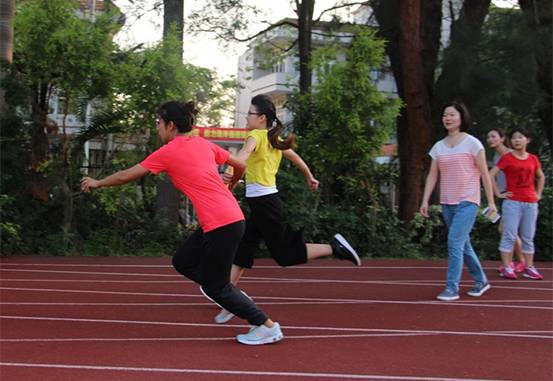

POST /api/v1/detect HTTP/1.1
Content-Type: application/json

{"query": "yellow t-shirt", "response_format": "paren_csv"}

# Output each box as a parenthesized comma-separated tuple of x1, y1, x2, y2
(245, 129, 282, 187)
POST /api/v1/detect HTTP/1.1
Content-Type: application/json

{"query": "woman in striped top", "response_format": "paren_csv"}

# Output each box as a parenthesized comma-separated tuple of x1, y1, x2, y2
(419, 101, 497, 301)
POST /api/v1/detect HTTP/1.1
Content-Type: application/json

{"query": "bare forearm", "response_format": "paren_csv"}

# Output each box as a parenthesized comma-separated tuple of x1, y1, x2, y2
(98, 171, 134, 188)
(81, 164, 149, 192)
(422, 173, 437, 204)
(536, 176, 545, 198)
(481, 171, 496, 206)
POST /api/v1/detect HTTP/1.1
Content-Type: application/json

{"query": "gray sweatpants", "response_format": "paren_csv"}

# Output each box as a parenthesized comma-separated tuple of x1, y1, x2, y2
(499, 200, 539, 254)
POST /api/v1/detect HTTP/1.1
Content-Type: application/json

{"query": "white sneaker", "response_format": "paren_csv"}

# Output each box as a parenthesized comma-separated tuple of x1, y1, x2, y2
(215, 308, 234, 324)
(236, 322, 283, 345)
(214, 290, 252, 324)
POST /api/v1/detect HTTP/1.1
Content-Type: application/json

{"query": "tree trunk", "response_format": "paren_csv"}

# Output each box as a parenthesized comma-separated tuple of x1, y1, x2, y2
(156, 0, 184, 226)
(518, 0, 552, 149)
(433, 0, 491, 115)
(396, 0, 433, 221)
(296, 0, 315, 95)
(372, 0, 439, 221)
(163, 0, 184, 58)
(29, 83, 51, 202)
(0, 0, 15, 112)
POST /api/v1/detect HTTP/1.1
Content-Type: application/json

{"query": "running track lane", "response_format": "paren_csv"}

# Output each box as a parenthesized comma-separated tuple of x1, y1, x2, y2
(0, 256, 552, 381)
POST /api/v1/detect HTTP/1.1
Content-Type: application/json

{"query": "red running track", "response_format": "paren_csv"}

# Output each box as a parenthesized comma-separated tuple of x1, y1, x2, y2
(0, 256, 552, 381)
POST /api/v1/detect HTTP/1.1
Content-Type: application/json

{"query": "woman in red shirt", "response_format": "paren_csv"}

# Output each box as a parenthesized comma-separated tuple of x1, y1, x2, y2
(81, 101, 283, 345)
(490, 128, 546, 280)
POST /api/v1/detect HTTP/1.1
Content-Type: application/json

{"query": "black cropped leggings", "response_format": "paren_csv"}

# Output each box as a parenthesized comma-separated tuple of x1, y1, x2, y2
(233, 193, 308, 269)
(172, 220, 268, 326)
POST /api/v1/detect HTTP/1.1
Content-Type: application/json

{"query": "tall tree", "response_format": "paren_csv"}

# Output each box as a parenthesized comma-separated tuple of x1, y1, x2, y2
(188, 0, 369, 95)
(433, 0, 491, 113)
(155, 0, 185, 226)
(0, 0, 15, 111)
(371, 0, 442, 221)
(163, 0, 184, 57)
(518, 0, 552, 148)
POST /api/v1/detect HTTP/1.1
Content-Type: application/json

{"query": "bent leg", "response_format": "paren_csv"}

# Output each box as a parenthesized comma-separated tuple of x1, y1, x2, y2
(200, 221, 268, 326)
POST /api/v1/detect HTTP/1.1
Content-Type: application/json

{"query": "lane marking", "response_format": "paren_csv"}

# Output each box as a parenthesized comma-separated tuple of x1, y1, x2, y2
(1, 262, 551, 272)
(1, 315, 551, 339)
(1, 272, 551, 291)
(0, 361, 516, 380)
(1, 287, 551, 310)
(0, 333, 435, 343)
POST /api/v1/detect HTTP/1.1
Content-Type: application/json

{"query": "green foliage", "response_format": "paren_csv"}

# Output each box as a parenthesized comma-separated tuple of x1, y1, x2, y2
(534, 163, 552, 261)
(292, 27, 401, 204)
(435, 6, 547, 154)
(15, 0, 116, 99)
(46, 231, 78, 256)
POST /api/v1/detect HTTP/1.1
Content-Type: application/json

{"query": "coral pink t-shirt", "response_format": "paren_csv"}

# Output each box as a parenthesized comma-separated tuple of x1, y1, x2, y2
(429, 134, 484, 205)
(140, 136, 244, 232)
(496, 152, 541, 203)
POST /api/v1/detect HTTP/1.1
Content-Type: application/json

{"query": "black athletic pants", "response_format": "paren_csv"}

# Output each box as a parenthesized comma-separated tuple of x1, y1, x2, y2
(234, 193, 308, 269)
(172, 220, 268, 326)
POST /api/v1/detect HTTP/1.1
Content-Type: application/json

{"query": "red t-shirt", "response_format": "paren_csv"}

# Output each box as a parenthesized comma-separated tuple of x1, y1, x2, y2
(496, 152, 541, 203)
(140, 136, 244, 232)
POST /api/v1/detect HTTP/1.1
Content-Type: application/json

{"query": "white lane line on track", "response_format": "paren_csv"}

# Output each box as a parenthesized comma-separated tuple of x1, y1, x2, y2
(0, 269, 179, 277)
(1, 315, 551, 340)
(1, 298, 551, 306)
(0, 333, 436, 343)
(1, 262, 551, 272)
(0, 362, 513, 381)
(2, 277, 550, 285)
(1, 271, 552, 291)
(0, 263, 449, 269)
(0, 300, 552, 311)
(1, 287, 552, 310)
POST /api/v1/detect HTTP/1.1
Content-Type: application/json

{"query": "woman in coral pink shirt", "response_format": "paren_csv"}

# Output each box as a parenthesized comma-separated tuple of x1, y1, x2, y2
(81, 101, 283, 345)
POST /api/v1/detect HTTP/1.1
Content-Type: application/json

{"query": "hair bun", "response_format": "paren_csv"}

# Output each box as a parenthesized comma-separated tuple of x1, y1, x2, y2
(181, 101, 199, 116)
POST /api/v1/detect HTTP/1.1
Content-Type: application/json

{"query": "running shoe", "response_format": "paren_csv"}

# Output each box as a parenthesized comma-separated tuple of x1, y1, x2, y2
(497, 262, 514, 273)
(513, 261, 526, 273)
(236, 322, 283, 345)
(331, 234, 361, 266)
(522, 266, 543, 280)
(436, 289, 459, 301)
(215, 309, 234, 324)
(467, 282, 491, 297)
(499, 267, 517, 279)
(214, 290, 253, 324)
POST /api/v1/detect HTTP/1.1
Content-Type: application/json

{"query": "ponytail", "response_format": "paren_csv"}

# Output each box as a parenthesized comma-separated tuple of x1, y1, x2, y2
(267, 118, 296, 150)
(251, 94, 296, 150)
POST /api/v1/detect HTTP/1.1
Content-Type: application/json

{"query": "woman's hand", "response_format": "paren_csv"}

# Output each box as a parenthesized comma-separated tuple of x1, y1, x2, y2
(498, 191, 513, 199)
(419, 201, 429, 218)
(222, 171, 233, 185)
(307, 177, 319, 192)
(81, 177, 100, 192)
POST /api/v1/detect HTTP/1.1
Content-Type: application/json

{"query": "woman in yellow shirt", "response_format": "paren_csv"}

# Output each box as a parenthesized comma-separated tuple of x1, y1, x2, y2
(214, 94, 361, 325)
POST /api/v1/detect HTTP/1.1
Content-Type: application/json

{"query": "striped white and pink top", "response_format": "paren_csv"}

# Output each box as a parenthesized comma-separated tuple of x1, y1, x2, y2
(429, 134, 484, 205)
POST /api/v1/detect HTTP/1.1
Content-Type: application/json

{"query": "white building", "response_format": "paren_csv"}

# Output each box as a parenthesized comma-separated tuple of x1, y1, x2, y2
(234, 14, 397, 130)
(235, 2, 461, 130)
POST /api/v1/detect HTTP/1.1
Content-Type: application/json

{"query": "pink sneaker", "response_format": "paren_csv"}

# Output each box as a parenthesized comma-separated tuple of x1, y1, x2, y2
(513, 261, 526, 273)
(499, 267, 517, 279)
(522, 266, 543, 280)
(498, 263, 514, 274)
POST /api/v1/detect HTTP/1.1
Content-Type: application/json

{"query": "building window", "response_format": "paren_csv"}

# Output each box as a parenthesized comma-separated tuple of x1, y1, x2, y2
(272, 61, 285, 73)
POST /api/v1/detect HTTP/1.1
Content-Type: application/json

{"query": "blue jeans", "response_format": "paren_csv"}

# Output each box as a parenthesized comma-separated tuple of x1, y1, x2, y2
(441, 202, 488, 292)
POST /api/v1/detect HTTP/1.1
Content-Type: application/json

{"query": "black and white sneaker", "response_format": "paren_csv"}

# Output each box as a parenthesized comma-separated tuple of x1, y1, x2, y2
(331, 234, 361, 266)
